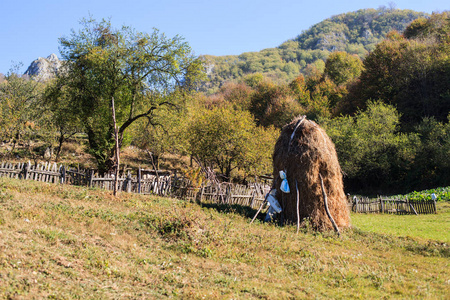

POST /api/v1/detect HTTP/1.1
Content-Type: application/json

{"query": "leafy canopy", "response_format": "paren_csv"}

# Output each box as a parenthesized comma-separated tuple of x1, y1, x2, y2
(187, 105, 277, 180)
(54, 17, 203, 172)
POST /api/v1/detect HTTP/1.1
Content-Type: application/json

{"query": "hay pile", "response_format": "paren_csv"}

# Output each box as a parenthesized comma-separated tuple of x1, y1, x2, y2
(272, 116, 351, 231)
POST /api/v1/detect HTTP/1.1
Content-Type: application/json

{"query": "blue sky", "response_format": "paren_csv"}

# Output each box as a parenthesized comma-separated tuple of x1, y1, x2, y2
(1, 0, 448, 74)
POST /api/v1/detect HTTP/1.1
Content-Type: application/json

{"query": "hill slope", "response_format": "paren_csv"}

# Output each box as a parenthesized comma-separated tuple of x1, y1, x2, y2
(0, 178, 448, 298)
(202, 8, 427, 93)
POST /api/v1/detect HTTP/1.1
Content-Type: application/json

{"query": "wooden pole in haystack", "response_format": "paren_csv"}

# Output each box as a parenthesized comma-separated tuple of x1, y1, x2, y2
(112, 97, 120, 196)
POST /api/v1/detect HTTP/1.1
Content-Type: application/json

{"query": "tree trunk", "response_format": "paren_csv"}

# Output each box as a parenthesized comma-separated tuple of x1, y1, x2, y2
(112, 97, 120, 196)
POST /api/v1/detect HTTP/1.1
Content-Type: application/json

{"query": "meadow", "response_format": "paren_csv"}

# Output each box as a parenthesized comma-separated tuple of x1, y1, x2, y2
(0, 178, 448, 299)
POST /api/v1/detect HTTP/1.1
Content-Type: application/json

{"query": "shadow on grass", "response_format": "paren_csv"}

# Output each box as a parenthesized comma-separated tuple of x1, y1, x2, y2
(200, 202, 267, 222)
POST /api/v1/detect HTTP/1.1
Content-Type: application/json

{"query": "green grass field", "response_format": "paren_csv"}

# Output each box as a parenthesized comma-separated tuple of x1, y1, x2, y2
(0, 178, 449, 299)
(352, 201, 450, 243)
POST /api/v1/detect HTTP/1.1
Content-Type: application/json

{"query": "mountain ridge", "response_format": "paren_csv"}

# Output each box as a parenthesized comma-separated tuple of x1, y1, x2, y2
(20, 8, 428, 87)
(201, 8, 428, 92)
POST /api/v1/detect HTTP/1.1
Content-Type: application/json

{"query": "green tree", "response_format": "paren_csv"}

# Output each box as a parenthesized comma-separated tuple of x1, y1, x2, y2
(43, 80, 82, 161)
(323, 51, 363, 86)
(55, 17, 203, 172)
(187, 106, 277, 181)
(352, 13, 450, 125)
(0, 70, 48, 157)
(321, 101, 418, 192)
(411, 116, 450, 189)
(130, 102, 189, 170)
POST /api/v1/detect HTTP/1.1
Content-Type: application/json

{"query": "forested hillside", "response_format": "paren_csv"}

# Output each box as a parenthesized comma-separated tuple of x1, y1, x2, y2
(201, 8, 426, 93)
(1, 10, 448, 195)
(194, 12, 450, 193)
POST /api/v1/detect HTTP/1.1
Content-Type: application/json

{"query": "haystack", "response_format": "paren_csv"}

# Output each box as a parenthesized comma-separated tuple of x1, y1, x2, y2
(272, 116, 350, 232)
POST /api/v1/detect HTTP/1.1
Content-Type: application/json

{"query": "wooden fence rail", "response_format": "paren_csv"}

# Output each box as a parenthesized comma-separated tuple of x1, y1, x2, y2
(2, 161, 438, 216)
(352, 196, 437, 215)
(0, 162, 174, 196)
(0, 161, 271, 210)
(196, 182, 269, 209)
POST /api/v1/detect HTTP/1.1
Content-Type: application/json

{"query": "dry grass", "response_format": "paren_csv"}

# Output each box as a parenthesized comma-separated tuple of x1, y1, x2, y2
(0, 178, 449, 299)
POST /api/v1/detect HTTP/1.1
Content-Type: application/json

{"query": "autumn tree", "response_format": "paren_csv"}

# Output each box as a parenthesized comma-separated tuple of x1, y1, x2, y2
(249, 79, 304, 128)
(350, 13, 450, 125)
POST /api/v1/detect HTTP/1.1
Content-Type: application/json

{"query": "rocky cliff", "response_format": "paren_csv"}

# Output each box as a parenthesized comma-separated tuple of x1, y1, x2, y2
(24, 53, 61, 81)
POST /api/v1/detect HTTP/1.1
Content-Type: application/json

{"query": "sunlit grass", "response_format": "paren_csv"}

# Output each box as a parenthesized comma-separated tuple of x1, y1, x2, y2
(0, 178, 449, 299)
(352, 201, 450, 243)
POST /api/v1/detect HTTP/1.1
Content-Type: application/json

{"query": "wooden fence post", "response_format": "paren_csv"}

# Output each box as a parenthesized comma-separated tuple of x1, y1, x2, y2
(249, 191, 256, 209)
(199, 185, 204, 203)
(21, 162, 29, 180)
(226, 185, 231, 204)
(60, 165, 65, 184)
(137, 167, 141, 194)
(126, 171, 132, 193)
(87, 169, 93, 187)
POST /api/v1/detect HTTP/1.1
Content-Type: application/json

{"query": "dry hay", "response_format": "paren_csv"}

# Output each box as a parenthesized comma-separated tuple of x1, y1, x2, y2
(272, 116, 351, 231)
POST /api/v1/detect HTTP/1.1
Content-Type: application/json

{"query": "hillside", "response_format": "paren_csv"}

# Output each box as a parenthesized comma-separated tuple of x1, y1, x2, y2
(201, 8, 427, 93)
(19, 9, 427, 93)
(0, 178, 449, 298)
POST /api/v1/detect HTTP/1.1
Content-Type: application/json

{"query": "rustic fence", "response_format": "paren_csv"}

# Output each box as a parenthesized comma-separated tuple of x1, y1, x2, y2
(1, 161, 439, 215)
(0, 161, 175, 196)
(0, 161, 61, 183)
(0, 161, 269, 209)
(352, 196, 437, 215)
(197, 182, 269, 209)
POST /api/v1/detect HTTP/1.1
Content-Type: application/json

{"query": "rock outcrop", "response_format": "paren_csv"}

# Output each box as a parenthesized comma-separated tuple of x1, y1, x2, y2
(24, 54, 61, 81)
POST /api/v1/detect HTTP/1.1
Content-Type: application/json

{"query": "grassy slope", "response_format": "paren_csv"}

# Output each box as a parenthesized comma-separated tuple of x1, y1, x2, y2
(0, 178, 448, 299)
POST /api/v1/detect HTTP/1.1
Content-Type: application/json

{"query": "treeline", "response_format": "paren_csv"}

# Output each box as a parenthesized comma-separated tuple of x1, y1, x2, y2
(1, 13, 449, 194)
(0, 18, 276, 185)
(201, 8, 426, 93)
(197, 12, 450, 193)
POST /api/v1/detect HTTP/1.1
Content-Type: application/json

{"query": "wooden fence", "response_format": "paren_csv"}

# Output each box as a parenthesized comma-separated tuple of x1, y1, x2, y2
(0, 161, 61, 183)
(198, 182, 269, 209)
(1, 161, 439, 215)
(0, 161, 270, 210)
(352, 196, 437, 215)
(0, 162, 174, 196)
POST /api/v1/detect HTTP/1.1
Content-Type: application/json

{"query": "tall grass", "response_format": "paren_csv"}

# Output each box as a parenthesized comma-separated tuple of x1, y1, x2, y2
(0, 178, 449, 299)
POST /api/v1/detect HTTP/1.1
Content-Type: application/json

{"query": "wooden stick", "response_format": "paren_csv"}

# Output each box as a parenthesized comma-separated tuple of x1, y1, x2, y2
(409, 202, 418, 215)
(250, 196, 268, 224)
(295, 179, 300, 234)
(319, 173, 340, 236)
